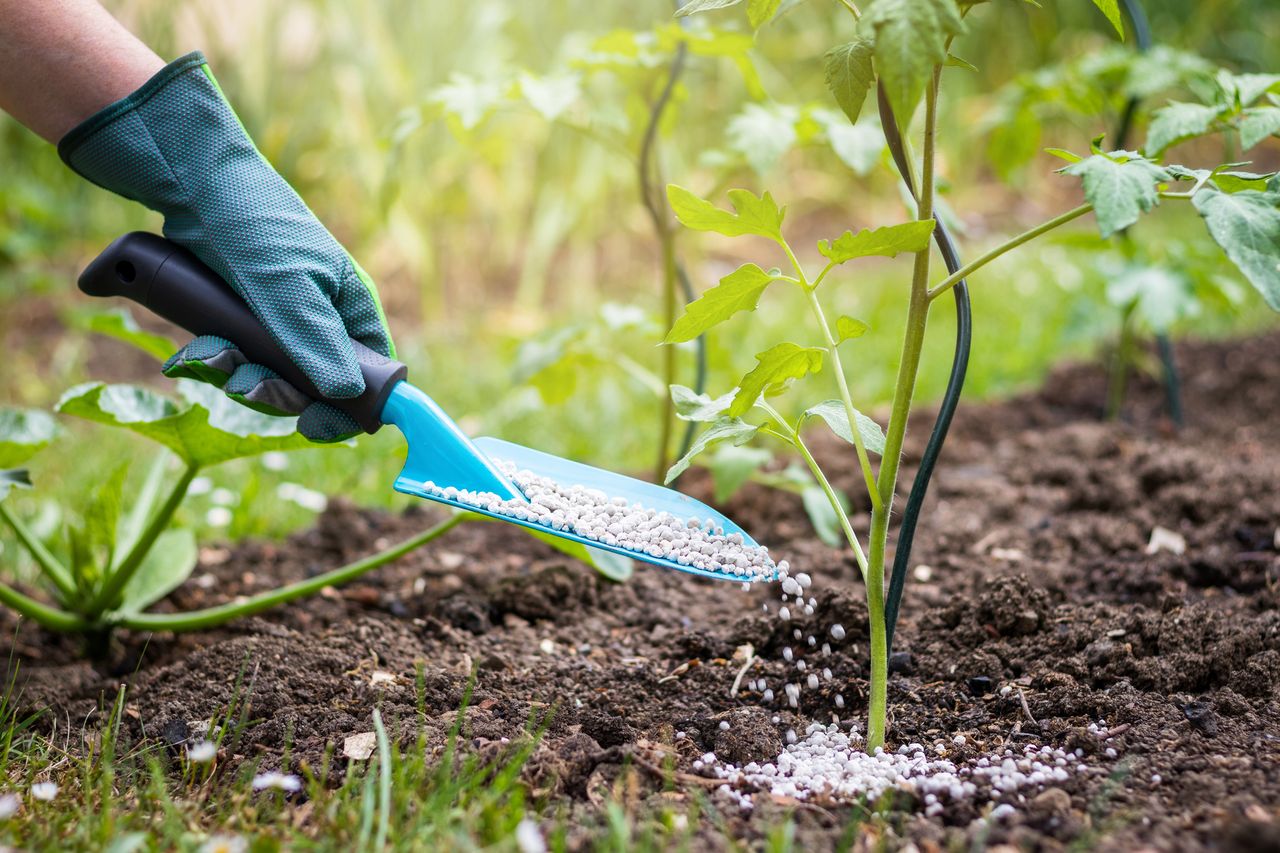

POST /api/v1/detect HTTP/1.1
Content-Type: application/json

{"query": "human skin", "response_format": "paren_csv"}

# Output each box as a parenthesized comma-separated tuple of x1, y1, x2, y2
(0, 0, 164, 142)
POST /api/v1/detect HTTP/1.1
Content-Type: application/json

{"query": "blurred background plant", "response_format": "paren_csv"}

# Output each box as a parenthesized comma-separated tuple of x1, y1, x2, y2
(2, 0, 1278, 566)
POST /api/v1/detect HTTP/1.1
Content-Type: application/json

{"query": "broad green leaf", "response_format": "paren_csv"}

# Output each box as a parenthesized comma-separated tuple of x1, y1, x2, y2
(818, 220, 936, 265)
(57, 381, 315, 469)
(727, 103, 799, 175)
(671, 385, 737, 422)
(747, 0, 783, 27)
(1061, 153, 1171, 238)
(1192, 187, 1280, 311)
(836, 316, 870, 342)
(1145, 102, 1221, 156)
(824, 39, 875, 124)
(801, 484, 848, 548)
(1214, 171, 1278, 193)
(1089, 0, 1125, 39)
(118, 528, 198, 614)
(675, 0, 744, 16)
(667, 185, 785, 241)
(801, 400, 886, 455)
(1240, 107, 1280, 151)
(71, 308, 178, 361)
(0, 408, 59, 468)
(729, 343, 824, 418)
(666, 264, 780, 343)
(704, 444, 773, 503)
(0, 469, 31, 501)
(666, 418, 760, 483)
(1105, 266, 1197, 331)
(863, 0, 965, 124)
(114, 453, 170, 568)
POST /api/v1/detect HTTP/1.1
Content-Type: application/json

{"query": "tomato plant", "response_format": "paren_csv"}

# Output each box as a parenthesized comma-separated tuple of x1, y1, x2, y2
(668, 0, 1280, 752)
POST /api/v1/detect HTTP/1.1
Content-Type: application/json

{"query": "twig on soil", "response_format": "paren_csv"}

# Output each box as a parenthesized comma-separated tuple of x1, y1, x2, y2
(729, 644, 756, 697)
(1018, 688, 1038, 726)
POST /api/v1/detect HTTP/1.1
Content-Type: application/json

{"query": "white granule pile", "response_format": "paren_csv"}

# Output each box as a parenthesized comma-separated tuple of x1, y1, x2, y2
(416, 461, 776, 579)
(705, 723, 1091, 813)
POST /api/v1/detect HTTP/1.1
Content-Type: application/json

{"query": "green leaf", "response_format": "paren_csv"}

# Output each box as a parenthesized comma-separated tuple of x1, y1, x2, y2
(863, 0, 965, 124)
(521, 528, 633, 582)
(820, 114, 884, 176)
(818, 220, 936, 265)
(71, 308, 178, 361)
(1089, 0, 1125, 39)
(1105, 266, 1197, 331)
(675, 0, 744, 17)
(1060, 153, 1172, 238)
(729, 343, 824, 418)
(1145, 102, 1222, 156)
(1214, 170, 1278, 193)
(1044, 148, 1082, 164)
(0, 469, 32, 502)
(727, 103, 799, 175)
(1240, 107, 1280, 151)
(118, 528, 198, 614)
(945, 53, 978, 72)
(747, 0, 783, 27)
(0, 408, 60, 468)
(1192, 186, 1280, 311)
(667, 185, 785, 241)
(801, 484, 848, 548)
(666, 418, 761, 484)
(835, 316, 870, 342)
(704, 444, 773, 503)
(801, 400, 886, 455)
(665, 264, 780, 343)
(671, 386, 737, 422)
(824, 39, 876, 125)
(1219, 72, 1280, 108)
(57, 381, 315, 469)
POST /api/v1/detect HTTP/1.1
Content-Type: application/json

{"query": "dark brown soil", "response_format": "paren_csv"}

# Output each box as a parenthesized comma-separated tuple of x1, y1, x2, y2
(4, 332, 1279, 851)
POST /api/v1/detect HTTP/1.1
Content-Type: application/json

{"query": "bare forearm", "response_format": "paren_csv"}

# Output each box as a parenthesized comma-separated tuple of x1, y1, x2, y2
(0, 0, 163, 142)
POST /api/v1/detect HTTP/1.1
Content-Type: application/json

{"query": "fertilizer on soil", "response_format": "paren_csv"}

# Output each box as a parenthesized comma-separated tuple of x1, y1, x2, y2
(416, 461, 777, 579)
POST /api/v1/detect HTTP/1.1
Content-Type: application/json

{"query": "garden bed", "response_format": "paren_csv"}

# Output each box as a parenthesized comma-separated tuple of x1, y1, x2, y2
(5, 332, 1279, 850)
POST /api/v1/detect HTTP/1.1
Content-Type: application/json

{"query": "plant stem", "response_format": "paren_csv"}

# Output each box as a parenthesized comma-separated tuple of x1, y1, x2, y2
(803, 289, 882, 510)
(0, 577, 87, 632)
(864, 67, 942, 753)
(927, 203, 1093, 300)
(116, 513, 466, 633)
(87, 464, 199, 616)
(0, 502, 77, 602)
(1106, 303, 1138, 420)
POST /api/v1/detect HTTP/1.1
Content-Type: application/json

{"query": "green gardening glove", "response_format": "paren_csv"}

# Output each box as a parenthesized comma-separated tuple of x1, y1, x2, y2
(58, 52, 394, 442)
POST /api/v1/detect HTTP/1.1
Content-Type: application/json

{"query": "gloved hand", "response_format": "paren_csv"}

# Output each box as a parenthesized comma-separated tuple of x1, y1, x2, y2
(58, 52, 393, 442)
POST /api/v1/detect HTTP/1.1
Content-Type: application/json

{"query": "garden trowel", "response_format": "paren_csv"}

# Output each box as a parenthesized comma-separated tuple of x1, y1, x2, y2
(78, 233, 773, 583)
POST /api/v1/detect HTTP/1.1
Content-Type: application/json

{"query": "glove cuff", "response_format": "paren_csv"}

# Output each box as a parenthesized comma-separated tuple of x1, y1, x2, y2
(57, 51, 208, 170)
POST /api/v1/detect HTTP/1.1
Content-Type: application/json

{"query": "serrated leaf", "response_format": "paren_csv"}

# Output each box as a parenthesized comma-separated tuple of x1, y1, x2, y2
(704, 444, 773, 502)
(1089, 0, 1125, 39)
(1061, 153, 1172, 238)
(0, 408, 60, 468)
(729, 343, 824, 418)
(835, 316, 870, 342)
(1220, 72, 1280, 108)
(671, 386, 737, 422)
(666, 418, 760, 483)
(0, 469, 32, 502)
(801, 400, 886, 455)
(824, 39, 875, 125)
(666, 264, 780, 343)
(1105, 266, 1197, 331)
(1145, 102, 1222, 156)
(675, 0, 744, 16)
(1240, 107, 1280, 151)
(817, 220, 936, 265)
(666, 185, 785, 241)
(727, 103, 799, 175)
(864, 0, 965, 124)
(57, 381, 315, 469)
(1192, 187, 1280, 311)
(72, 308, 178, 361)
(117, 528, 198, 614)
(747, 0, 782, 27)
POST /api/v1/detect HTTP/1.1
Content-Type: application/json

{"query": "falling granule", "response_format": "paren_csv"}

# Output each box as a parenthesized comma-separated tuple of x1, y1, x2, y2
(418, 462, 776, 579)
(719, 721, 731, 731)
(830, 624, 846, 640)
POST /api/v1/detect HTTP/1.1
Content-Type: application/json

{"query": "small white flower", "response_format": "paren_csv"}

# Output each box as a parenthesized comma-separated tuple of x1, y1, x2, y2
(0, 793, 20, 818)
(206, 507, 233, 527)
(187, 740, 217, 763)
(200, 834, 248, 853)
(30, 782, 57, 801)
(252, 772, 301, 793)
(514, 817, 547, 853)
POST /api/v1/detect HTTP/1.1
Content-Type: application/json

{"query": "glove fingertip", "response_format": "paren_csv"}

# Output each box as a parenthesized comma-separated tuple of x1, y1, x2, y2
(297, 403, 361, 443)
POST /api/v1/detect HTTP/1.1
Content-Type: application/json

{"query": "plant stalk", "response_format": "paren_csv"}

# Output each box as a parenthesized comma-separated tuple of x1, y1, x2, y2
(0, 577, 88, 632)
(116, 513, 465, 633)
(0, 502, 77, 602)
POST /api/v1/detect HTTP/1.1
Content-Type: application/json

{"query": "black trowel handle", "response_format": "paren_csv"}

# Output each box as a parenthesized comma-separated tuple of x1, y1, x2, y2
(78, 232, 407, 434)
